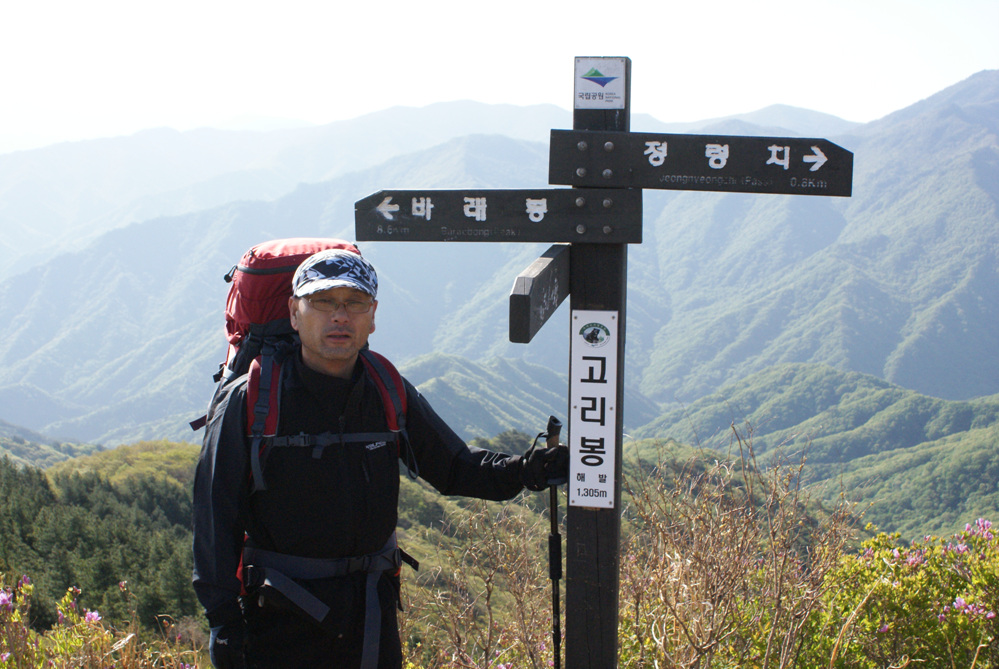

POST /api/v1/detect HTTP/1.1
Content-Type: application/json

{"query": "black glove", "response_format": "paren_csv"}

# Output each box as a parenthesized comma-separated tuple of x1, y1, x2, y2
(209, 618, 247, 669)
(521, 442, 570, 491)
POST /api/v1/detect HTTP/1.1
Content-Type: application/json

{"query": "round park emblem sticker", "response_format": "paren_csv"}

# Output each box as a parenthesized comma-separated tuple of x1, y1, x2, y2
(578, 322, 611, 348)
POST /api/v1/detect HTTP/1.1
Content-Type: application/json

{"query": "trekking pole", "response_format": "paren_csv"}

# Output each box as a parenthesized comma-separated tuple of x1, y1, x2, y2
(544, 415, 563, 669)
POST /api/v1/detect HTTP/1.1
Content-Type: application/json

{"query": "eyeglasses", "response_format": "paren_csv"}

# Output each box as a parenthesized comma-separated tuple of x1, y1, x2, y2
(304, 296, 374, 314)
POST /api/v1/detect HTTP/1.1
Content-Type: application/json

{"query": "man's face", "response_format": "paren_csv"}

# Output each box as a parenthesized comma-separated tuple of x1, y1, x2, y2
(289, 286, 377, 378)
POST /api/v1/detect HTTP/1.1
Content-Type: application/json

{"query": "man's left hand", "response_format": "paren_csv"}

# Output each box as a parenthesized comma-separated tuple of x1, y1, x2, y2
(521, 443, 569, 491)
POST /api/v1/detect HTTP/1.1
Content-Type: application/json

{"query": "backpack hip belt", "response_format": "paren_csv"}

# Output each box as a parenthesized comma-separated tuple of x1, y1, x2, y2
(242, 532, 418, 669)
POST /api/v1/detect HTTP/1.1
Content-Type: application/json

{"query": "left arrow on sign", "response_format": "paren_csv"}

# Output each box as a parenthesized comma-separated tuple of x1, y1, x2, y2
(377, 196, 400, 220)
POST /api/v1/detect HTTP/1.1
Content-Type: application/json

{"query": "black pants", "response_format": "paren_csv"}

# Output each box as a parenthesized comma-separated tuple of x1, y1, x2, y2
(241, 574, 402, 669)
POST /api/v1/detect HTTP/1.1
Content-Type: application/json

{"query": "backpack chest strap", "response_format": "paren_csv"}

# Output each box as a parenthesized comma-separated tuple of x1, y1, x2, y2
(263, 431, 398, 459)
(248, 349, 410, 492)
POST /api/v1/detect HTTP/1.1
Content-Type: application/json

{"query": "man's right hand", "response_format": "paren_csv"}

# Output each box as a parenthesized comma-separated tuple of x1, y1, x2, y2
(209, 619, 247, 669)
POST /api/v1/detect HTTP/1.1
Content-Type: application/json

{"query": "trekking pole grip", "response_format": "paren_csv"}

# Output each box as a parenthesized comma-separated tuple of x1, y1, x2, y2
(545, 415, 562, 449)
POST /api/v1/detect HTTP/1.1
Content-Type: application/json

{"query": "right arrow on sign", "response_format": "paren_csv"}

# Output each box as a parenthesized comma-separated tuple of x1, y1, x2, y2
(803, 145, 828, 171)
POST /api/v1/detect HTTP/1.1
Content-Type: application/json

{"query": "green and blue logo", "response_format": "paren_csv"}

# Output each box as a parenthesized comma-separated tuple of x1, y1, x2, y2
(581, 68, 618, 88)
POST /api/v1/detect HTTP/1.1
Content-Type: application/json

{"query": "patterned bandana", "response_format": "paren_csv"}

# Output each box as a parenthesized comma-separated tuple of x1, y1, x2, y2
(292, 249, 378, 298)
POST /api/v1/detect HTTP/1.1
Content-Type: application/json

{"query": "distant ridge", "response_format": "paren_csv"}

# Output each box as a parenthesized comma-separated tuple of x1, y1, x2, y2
(0, 73, 996, 446)
(636, 103, 861, 137)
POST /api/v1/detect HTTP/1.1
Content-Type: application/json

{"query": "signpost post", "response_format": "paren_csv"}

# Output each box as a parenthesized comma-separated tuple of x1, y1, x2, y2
(355, 56, 853, 668)
(561, 56, 631, 669)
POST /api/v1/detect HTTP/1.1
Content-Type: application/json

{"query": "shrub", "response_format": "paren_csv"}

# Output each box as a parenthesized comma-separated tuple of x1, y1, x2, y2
(618, 427, 857, 668)
(400, 499, 555, 669)
(804, 519, 999, 667)
(0, 574, 202, 668)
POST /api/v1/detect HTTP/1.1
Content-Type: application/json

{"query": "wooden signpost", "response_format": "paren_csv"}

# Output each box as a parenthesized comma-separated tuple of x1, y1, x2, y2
(355, 56, 853, 668)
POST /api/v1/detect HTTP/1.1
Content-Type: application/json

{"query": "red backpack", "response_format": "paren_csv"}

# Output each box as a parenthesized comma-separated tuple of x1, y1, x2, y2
(192, 238, 411, 488)
(220, 237, 361, 388)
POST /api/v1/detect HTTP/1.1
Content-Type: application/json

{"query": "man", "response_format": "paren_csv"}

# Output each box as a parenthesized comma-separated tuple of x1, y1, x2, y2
(193, 248, 568, 669)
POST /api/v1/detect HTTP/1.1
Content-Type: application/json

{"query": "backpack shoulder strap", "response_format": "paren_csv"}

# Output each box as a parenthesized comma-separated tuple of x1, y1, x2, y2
(246, 353, 283, 492)
(359, 349, 418, 479)
(358, 349, 407, 431)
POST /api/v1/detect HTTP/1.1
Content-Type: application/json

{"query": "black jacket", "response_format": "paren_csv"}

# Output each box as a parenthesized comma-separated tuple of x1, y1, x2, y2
(192, 348, 526, 624)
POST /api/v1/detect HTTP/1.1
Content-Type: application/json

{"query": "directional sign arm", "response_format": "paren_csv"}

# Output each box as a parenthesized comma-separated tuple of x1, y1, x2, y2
(355, 189, 643, 243)
(509, 244, 571, 343)
(549, 129, 853, 197)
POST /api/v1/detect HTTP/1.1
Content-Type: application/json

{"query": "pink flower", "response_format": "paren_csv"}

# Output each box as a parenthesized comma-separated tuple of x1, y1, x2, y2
(85, 610, 101, 623)
(878, 623, 889, 633)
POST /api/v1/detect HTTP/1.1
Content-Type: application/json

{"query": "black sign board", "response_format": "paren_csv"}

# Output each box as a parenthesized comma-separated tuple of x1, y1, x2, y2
(355, 188, 642, 244)
(509, 244, 571, 344)
(550, 129, 853, 197)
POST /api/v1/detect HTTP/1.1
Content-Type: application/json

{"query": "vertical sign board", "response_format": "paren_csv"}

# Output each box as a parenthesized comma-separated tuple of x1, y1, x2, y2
(569, 310, 618, 508)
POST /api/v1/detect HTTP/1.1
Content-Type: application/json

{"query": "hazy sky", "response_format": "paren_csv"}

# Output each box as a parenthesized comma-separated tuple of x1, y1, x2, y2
(1, 0, 996, 153)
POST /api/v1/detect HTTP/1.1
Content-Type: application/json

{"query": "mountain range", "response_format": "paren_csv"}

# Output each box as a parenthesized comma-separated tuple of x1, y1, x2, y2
(629, 361, 999, 538)
(0, 71, 996, 451)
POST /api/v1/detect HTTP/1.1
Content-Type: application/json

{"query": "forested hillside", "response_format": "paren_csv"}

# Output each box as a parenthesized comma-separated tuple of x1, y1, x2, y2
(635, 363, 999, 538)
(2, 384, 993, 642)
(0, 442, 198, 630)
(2, 435, 996, 666)
(0, 434, 555, 646)
(0, 419, 98, 468)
